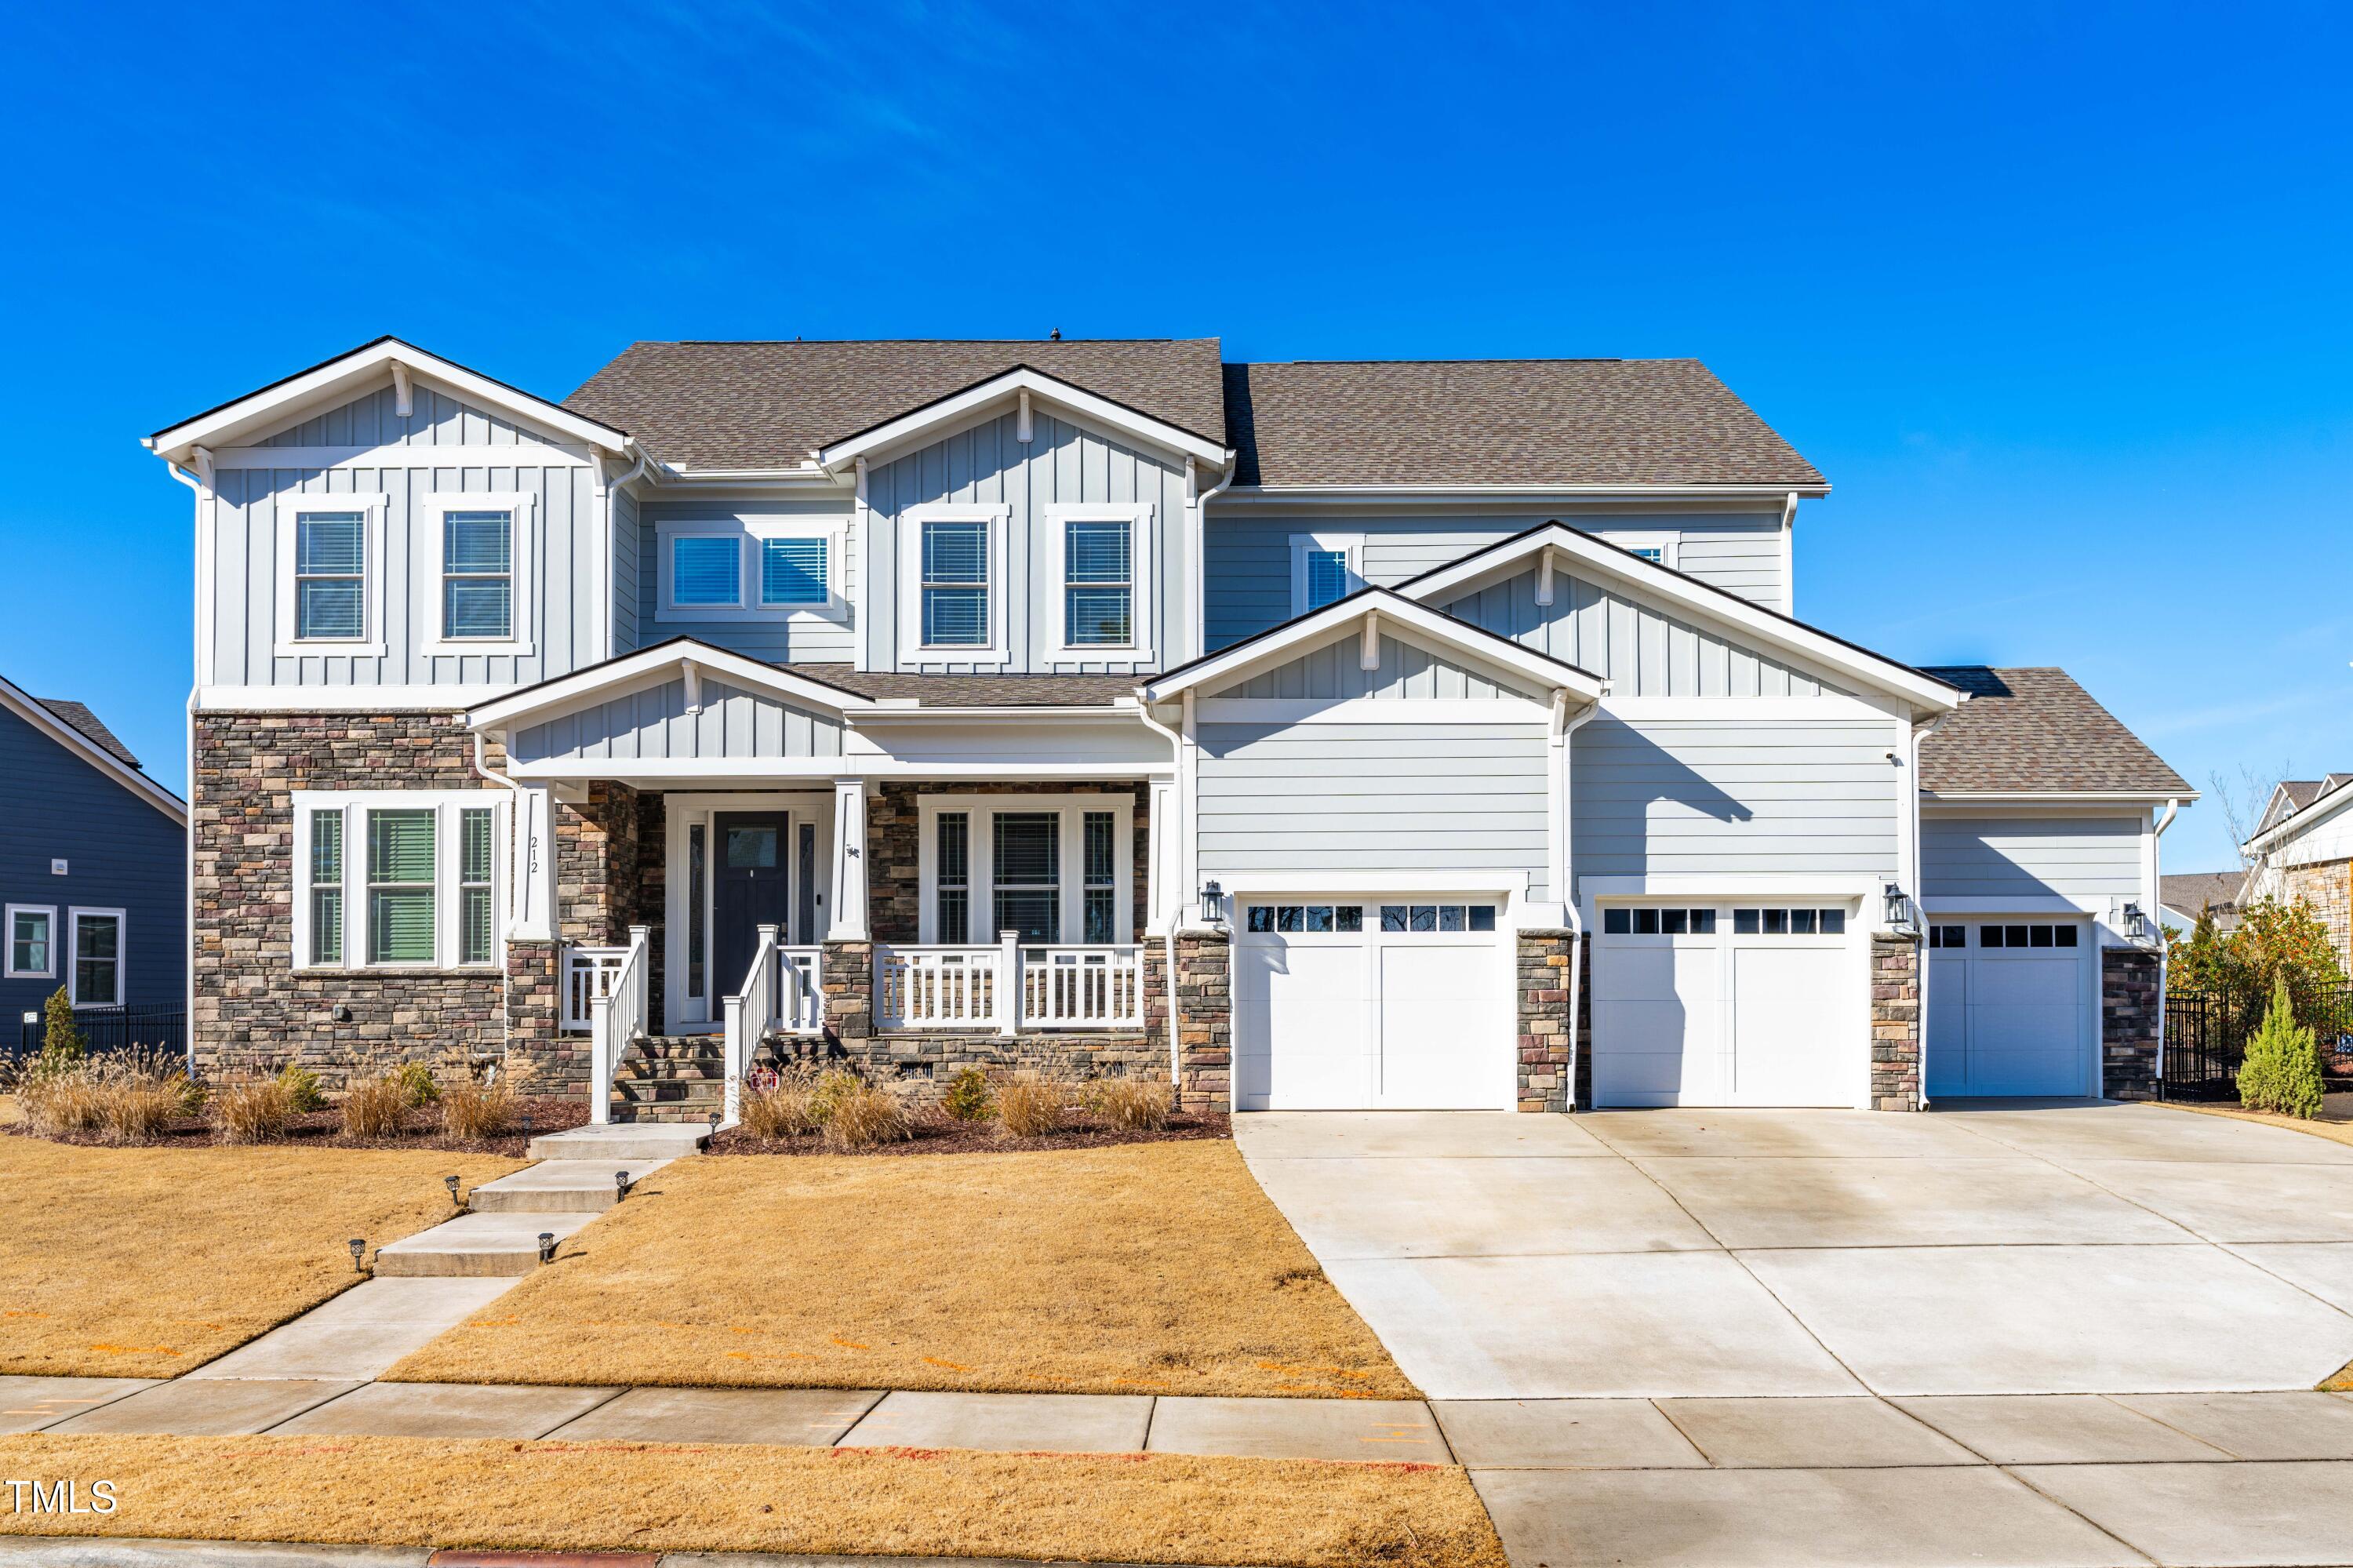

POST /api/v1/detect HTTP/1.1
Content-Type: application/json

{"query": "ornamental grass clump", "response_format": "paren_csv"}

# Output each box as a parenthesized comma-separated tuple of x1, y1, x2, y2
(13, 1058, 105, 1136)
(340, 1073, 413, 1139)
(211, 1076, 294, 1144)
(819, 1080, 913, 1151)
(741, 1063, 826, 1141)
(1087, 1076, 1171, 1132)
(95, 1048, 199, 1139)
(2238, 971, 2327, 1119)
(940, 1066, 995, 1123)
(276, 1061, 327, 1113)
(438, 1075, 515, 1141)
(995, 1078, 1067, 1139)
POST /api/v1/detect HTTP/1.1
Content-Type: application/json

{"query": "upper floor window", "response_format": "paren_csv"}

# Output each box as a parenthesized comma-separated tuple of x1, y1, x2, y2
(1612, 533, 1678, 569)
(442, 511, 512, 638)
(898, 504, 1007, 661)
(659, 518, 840, 622)
(922, 521, 990, 646)
(1046, 503, 1154, 660)
(275, 492, 387, 656)
(1289, 532, 1363, 617)
(762, 537, 828, 606)
(673, 536, 741, 607)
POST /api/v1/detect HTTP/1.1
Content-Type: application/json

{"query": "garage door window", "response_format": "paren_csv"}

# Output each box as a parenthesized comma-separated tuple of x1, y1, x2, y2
(1246, 903, 1366, 933)
(1602, 907, 1715, 935)
(1929, 924, 1966, 948)
(1380, 903, 1497, 933)
(1732, 907, 1846, 935)
(1978, 922, 2078, 948)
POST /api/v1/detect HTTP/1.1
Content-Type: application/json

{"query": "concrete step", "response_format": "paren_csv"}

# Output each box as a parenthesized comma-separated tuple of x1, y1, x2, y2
(467, 1158, 676, 1213)
(372, 1211, 597, 1278)
(631, 1035, 727, 1060)
(526, 1122, 709, 1162)
(618, 1058, 726, 1081)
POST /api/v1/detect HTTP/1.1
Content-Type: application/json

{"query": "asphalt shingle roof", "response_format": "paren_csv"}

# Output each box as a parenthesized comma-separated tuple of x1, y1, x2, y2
(566, 340, 1227, 470)
(802, 669, 1141, 707)
(1916, 668, 2188, 796)
(37, 698, 140, 769)
(2161, 871, 2247, 918)
(1222, 358, 1825, 488)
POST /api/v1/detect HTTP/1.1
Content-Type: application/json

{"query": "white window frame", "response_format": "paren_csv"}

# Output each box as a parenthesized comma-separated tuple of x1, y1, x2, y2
(1289, 532, 1365, 617)
(656, 516, 848, 623)
(1046, 502, 1155, 660)
(5, 904, 57, 980)
(291, 791, 507, 972)
(1607, 531, 1679, 569)
(273, 491, 390, 657)
(419, 491, 537, 657)
(915, 793, 1134, 944)
(898, 504, 1011, 665)
(65, 907, 126, 1008)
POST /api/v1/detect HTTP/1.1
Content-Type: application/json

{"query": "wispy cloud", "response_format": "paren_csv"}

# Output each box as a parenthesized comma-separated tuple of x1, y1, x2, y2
(2141, 684, 2346, 739)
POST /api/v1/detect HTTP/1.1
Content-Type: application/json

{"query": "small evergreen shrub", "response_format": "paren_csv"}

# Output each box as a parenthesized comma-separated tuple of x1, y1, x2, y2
(807, 1068, 863, 1126)
(2238, 971, 2326, 1119)
(39, 988, 85, 1068)
(940, 1067, 995, 1123)
(276, 1061, 326, 1113)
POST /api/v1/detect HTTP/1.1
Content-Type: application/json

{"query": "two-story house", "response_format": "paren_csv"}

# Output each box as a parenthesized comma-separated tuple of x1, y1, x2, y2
(144, 337, 2190, 1121)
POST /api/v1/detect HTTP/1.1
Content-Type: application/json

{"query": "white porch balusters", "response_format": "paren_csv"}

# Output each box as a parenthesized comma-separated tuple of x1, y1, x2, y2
(722, 922, 780, 1130)
(587, 923, 649, 1126)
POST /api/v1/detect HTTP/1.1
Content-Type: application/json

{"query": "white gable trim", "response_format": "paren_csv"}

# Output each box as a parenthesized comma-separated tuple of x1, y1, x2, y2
(1398, 522, 1962, 714)
(467, 640, 872, 732)
(1140, 589, 1606, 705)
(814, 366, 1229, 473)
(0, 678, 187, 825)
(2246, 777, 2353, 854)
(145, 338, 629, 466)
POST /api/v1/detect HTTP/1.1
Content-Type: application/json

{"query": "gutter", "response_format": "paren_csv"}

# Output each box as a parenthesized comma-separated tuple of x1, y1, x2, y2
(2151, 797, 2181, 1097)
(163, 457, 207, 1079)
(1907, 711, 1951, 1107)
(600, 446, 649, 660)
(1188, 455, 1238, 663)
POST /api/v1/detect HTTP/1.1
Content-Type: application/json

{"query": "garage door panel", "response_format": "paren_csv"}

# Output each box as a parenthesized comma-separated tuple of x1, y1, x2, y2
(1594, 942, 1721, 1107)
(1378, 944, 1508, 1110)
(1236, 942, 1369, 1111)
(1732, 945, 1851, 1106)
(1969, 956, 2085, 1097)
(1924, 952, 1969, 1098)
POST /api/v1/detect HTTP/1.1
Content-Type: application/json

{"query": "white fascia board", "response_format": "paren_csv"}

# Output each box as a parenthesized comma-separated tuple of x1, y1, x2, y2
(512, 758, 1168, 784)
(1922, 791, 2195, 808)
(0, 679, 187, 825)
(1220, 482, 1831, 500)
(198, 685, 504, 712)
(1140, 590, 1606, 705)
(2246, 777, 2353, 853)
(467, 641, 873, 731)
(814, 366, 1229, 472)
(145, 338, 629, 465)
(849, 706, 1136, 721)
(1398, 523, 1962, 715)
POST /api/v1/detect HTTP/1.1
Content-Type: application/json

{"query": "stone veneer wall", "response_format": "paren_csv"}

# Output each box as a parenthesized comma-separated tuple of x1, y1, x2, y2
(1870, 936, 1922, 1111)
(2278, 860, 2353, 972)
(1517, 930, 1573, 1111)
(867, 780, 1151, 945)
(1173, 931, 1232, 1114)
(2100, 947, 2161, 1100)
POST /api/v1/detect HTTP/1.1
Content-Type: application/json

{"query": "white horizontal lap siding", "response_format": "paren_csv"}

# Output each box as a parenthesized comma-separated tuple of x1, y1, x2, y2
(636, 492, 856, 664)
(1446, 568, 1827, 698)
(1921, 817, 2144, 901)
(1197, 722, 1553, 896)
(1675, 519, 1786, 612)
(1572, 716, 1899, 879)
(509, 677, 844, 765)
(1215, 633, 1532, 701)
(865, 410, 1189, 674)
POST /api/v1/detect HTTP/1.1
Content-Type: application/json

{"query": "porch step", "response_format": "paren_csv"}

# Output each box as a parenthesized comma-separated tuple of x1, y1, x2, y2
(613, 1075, 726, 1107)
(467, 1158, 677, 1213)
(373, 1211, 598, 1277)
(631, 1035, 727, 1060)
(619, 1057, 726, 1081)
(527, 1122, 711, 1162)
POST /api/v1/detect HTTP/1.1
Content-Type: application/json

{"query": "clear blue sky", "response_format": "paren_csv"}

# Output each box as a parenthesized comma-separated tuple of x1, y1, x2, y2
(4, 1, 2346, 872)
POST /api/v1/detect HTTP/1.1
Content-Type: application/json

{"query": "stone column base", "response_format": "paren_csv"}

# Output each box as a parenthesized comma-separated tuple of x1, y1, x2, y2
(1175, 930, 1231, 1115)
(2101, 947, 2161, 1100)
(1871, 935, 1922, 1111)
(1517, 930, 1573, 1112)
(822, 940, 875, 1048)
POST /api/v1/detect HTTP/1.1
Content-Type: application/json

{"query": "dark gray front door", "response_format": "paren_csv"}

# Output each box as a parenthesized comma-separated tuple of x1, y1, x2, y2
(715, 813, 791, 998)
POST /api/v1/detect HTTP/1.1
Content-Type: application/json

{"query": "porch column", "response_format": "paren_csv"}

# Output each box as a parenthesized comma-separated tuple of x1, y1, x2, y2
(507, 781, 556, 941)
(828, 777, 871, 940)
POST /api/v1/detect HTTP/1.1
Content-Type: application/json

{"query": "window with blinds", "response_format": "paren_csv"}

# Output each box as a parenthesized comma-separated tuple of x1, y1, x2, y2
(1304, 549, 1351, 610)
(460, 807, 494, 965)
(672, 536, 742, 607)
(1064, 520, 1133, 646)
(294, 513, 367, 639)
(310, 809, 344, 965)
(442, 511, 513, 639)
(936, 812, 970, 944)
(991, 813, 1060, 942)
(1082, 811, 1118, 943)
(922, 520, 990, 646)
(367, 809, 437, 964)
(761, 537, 827, 605)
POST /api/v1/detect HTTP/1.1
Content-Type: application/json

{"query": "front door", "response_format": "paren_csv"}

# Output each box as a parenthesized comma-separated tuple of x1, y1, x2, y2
(714, 813, 791, 1001)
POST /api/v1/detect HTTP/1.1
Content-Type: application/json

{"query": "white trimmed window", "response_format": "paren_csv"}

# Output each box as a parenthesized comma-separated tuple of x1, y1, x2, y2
(293, 791, 506, 970)
(274, 492, 389, 656)
(917, 794, 1134, 944)
(657, 518, 842, 622)
(1047, 503, 1155, 659)
(420, 492, 536, 657)
(899, 504, 1009, 664)
(1289, 532, 1363, 617)
(66, 908, 125, 1007)
(5, 904, 56, 980)
(1608, 532, 1678, 569)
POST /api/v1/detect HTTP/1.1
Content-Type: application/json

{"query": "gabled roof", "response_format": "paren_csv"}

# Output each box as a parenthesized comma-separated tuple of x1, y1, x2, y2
(2256, 777, 2346, 835)
(145, 337, 631, 466)
(2245, 772, 2353, 853)
(37, 699, 140, 769)
(2161, 871, 2247, 922)
(1397, 520, 1962, 714)
(565, 339, 1227, 471)
(1141, 588, 1606, 706)
(1223, 358, 1826, 490)
(802, 670, 1141, 708)
(1917, 668, 2191, 797)
(813, 365, 1229, 473)
(0, 678, 185, 824)
(467, 638, 877, 733)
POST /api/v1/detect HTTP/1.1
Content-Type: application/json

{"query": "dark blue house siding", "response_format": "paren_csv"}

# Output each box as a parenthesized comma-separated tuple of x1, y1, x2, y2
(0, 704, 186, 1031)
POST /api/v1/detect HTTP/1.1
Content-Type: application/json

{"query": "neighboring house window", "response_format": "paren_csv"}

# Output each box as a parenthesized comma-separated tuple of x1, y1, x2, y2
(1046, 504, 1154, 657)
(922, 521, 991, 646)
(898, 504, 1009, 662)
(658, 518, 840, 621)
(5, 905, 56, 980)
(673, 536, 742, 608)
(916, 795, 1134, 944)
(1289, 532, 1364, 617)
(293, 792, 503, 971)
(67, 909, 124, 1007)
(274, 492, 387, 655)
(762, 537, 827, 606)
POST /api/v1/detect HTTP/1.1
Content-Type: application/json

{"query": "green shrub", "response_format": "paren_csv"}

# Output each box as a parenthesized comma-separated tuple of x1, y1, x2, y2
(276, 1061, 327, 1113)
(391, 1060, 440, 1106)
(940, 1067, 995, 1122)
(2238, 971, 2326, 1119)
(808, 1068, 863, 1126)
(39, 988, 85, 1068)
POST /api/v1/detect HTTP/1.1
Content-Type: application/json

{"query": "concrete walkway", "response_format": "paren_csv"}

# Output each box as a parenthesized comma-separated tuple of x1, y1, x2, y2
(0, 1544, 1180, 1567)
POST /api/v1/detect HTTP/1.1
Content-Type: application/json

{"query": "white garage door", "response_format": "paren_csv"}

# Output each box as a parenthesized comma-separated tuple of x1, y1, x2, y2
(1924, 919, 2093, 1098)
(1592, 903, 1861, 1108)
(1234, 898, 1513, 1111)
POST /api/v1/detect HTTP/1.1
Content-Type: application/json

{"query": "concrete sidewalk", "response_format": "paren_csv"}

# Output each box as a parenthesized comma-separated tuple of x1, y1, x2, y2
(0, 1545, 1180, 1567)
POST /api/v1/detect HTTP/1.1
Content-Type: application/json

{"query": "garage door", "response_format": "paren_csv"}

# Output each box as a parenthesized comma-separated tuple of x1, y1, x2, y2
(1924, 919, 2092, 1097)
(1591, 903, 1861, 1108)
(1233, 898, 1513, 1110)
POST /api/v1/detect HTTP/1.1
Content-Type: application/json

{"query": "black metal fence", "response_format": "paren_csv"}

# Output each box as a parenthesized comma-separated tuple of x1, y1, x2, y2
(9, 1005, 187, 1064)
(2163, 982, 2353, 1101)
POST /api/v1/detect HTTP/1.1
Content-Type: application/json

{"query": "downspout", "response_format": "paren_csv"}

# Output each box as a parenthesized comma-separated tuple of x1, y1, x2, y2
(164, 457, 208, 1080)
(472, 729, 528, 1064)
(1555, 697, 1602, 1110)
(2151, 797, 2181, 1097)
(1134, 698, 1187, 1100)
(603, 446, 650, 659)
(1187, 455, 1238, 663)
(1908, 711, 1950, 1106)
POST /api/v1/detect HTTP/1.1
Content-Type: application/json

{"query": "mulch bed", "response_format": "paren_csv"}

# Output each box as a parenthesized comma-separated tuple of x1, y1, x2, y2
(705, 1108, 1231, 1158)
(1, 1094, 589, 1157)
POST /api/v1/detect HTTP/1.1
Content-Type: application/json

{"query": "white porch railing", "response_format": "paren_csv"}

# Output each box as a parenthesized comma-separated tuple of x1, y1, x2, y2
(587, 925, 650, 1127)
(722, 935, 827, 1128)
(561, 945, 629, 1033)
(776, 945, 824, 1035)
(875, 933, 1143, 1032)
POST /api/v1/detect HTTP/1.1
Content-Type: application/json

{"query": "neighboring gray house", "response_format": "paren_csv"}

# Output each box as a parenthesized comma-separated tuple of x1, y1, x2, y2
(2159, 871, 2248, 937)
(2240, 774, 2353, 969)
(143, 337, 2190, 1118)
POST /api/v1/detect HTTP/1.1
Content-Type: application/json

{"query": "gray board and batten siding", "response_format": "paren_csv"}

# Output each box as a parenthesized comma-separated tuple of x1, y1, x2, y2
(861, 409, 1196, 675)
(1921, 815, 2144, 904)
(1211, 632, 1543, 702)
(209, 384, 602, 689)
(508, 677, 846, 766)
(1203, 511, 1786, 650)
(633, 491, 856, 664)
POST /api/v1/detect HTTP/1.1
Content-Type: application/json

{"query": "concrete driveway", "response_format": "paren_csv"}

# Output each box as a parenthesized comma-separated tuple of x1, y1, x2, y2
(1238, 1103, 2353, 1567)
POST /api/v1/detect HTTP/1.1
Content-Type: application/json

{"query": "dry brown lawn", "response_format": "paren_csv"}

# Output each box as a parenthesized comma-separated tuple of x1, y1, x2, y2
(0, 1434, 1504, 1567)
(390, 1141, 1413, 1399)
(2155, 1101, 2353, 1148)
(0, 1134, 521, 1377)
